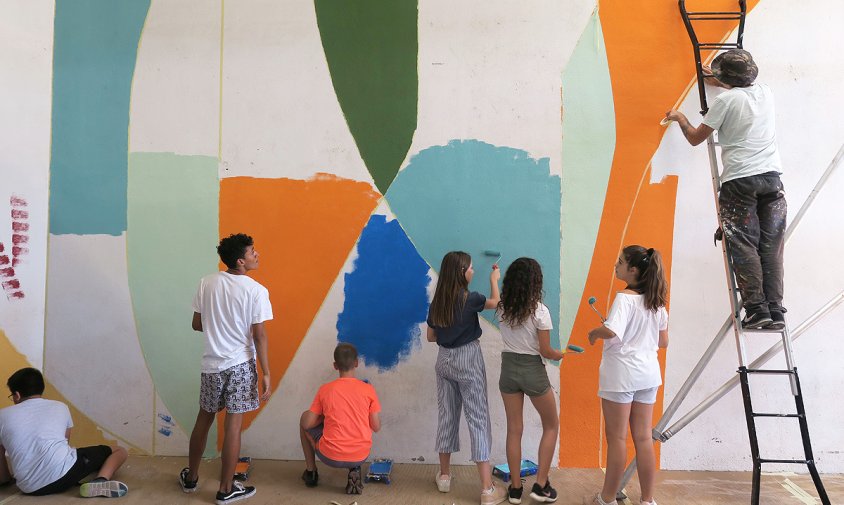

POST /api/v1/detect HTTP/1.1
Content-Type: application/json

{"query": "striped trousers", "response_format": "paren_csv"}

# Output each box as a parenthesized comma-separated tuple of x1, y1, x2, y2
(435, 339, 492, 462)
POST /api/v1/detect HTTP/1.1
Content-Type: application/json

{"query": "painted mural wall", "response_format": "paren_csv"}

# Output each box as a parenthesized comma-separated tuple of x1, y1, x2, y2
(0, 0, 842, 473)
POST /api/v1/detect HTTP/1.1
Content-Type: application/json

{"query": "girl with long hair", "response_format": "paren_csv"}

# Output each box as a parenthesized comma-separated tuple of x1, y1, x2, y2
(496, 258, 562, 504)
(427, 251, 505, 505)
(587, 246, 669, 505)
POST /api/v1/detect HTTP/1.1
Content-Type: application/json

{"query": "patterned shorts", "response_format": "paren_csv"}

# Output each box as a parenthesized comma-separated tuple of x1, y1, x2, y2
(200, 359, 259, 414)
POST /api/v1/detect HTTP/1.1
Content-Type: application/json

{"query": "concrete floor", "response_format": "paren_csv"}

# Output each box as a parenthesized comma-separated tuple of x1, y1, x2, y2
(0, 456, 841, 504)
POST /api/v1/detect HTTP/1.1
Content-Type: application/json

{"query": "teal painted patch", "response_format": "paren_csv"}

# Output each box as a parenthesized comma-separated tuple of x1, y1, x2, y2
(50, 0, 150, 235)
(560, 11, 615, 344)
(127, 152, 219, 455)
(315, 0, 418, 194)
(386, 140, 562, 349)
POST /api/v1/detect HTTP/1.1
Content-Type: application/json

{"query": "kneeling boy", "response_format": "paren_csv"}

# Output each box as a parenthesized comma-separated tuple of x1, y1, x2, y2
(300, 343, 381, 494)
(0, 368, 128, 498)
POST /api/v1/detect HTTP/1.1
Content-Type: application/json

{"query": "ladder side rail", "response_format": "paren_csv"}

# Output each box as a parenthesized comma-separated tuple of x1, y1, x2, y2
(792, 372, 832, 504)
(738, 368, 763, 505)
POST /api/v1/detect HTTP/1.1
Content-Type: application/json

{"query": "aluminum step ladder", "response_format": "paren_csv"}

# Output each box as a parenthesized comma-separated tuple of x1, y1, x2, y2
(678, 2, 830, 504)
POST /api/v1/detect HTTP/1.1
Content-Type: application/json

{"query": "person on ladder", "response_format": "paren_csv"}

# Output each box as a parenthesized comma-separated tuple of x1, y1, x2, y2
(666, 49, 787, 330)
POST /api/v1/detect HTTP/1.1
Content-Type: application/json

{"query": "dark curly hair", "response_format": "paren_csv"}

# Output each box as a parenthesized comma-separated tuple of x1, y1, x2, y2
(499, 257, 543, 326)
(217, 233, 253, 269)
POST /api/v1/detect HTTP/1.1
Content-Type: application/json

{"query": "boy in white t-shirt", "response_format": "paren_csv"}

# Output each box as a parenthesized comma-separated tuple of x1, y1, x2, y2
(179, 233, 273, 505)
(666, 49, 787, 330)
(0, 368, 128, 498)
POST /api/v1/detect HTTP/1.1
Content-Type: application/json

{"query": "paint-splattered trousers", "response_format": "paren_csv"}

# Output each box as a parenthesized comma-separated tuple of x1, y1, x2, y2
(435, 339, 492, 462)
(719, 171, 787, 314)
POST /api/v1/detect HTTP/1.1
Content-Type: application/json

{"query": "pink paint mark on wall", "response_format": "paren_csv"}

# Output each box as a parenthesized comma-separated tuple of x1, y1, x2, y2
(1, 195, 28, 300)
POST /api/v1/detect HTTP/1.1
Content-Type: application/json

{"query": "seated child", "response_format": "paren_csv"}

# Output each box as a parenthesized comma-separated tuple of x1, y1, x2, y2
(0, 368, 128, 498)
(299, 343, 381, 495)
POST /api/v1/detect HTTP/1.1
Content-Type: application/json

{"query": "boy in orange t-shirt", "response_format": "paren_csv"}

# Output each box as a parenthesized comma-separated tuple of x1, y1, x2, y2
(300, 343, 381, 495)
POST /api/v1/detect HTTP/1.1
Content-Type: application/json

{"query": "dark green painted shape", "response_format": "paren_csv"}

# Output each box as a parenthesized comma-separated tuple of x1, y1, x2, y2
(315, 0, 418, 194)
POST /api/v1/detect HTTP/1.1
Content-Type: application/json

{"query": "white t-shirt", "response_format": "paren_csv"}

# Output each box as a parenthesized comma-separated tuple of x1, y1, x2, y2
(497, 302, 554, 355)
(599, 293, 668, 392)
(192, 271, 273, 373)
(0, 398, 77, 493)
(702, 83, 782, 183)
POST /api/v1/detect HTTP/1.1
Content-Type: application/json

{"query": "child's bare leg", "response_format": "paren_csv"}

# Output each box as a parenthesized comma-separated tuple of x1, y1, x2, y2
(187, 409, 216, 480)
(96, 446, 128, 480)
(529, 389, 559, 486)
(438, 453, 451, 477)
(475, 460, 493, 490)
(601, 399, 632, 503)
(501, 392, 525, 488)
(630, 401, 656, 502)
(300, 412, 317, 471)
(218, 412, 243, 494)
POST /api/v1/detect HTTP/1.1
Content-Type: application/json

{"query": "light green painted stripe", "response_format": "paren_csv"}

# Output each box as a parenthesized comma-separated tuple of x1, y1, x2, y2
(560, 11, 616, 343)
(127, 152, 219, 456)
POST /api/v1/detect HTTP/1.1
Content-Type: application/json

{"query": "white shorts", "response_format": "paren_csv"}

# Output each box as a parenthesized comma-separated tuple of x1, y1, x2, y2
(598, 386, 659, 404)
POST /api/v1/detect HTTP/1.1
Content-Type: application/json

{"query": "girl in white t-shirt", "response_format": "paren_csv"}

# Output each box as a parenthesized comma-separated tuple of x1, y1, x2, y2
(587, 246, 669, 505)
(496, 258, 563, 504)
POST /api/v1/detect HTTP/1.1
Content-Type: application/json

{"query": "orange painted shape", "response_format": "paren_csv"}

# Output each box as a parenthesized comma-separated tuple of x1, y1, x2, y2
(218, 174, 381, 443)
(559, 0, 758, 468)
(0, 330, 118, 450)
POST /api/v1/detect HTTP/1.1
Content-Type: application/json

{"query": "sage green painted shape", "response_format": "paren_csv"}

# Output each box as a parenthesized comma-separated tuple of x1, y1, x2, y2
(560, 11, 616, 343)
(315, 0, 418, 194)
(127, 152, 219, 456)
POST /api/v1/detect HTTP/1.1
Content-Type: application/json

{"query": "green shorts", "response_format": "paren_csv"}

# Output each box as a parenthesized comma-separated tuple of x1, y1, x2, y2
(499, 352, 551, 397)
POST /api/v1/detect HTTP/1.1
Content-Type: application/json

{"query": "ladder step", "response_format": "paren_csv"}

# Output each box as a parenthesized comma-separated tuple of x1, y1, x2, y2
(745, 368, 795, 375)
(741, 327, 786, 334)
(751, 412, 803, 418)
(689, 16, 742, 21)
(699, 42, 742, 49)
(759, 458, 810, 465)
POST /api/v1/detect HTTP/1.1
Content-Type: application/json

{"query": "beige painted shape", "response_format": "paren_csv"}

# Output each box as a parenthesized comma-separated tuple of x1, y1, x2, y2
(129, 0, 221, 156)
(408, 0, 595, 178)
(0, 0, 54, 367)
(219, 0, 372, 183)
(44, 234, 153, 453)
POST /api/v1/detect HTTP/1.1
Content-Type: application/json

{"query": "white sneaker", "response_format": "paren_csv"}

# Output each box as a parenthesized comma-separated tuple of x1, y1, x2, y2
(480, 484, 507, 505)
(436, 473, 451, 493)
(584, 493, 615, 505)
(640, 500, 657, 505)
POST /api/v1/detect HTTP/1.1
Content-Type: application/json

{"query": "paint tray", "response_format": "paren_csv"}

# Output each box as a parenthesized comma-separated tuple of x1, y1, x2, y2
(492, 459, 538, 482)
(365, 458, 393, 484)
(233, 457, 252, 481)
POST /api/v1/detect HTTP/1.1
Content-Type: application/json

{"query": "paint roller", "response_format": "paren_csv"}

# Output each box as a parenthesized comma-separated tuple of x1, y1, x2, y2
(483, 249, 502, 269)
(565, 344, 585, 354)
(587, 296, 606, 322)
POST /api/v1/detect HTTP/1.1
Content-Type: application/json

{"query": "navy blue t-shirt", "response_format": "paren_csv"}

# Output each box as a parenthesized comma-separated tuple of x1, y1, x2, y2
(427, 291, 486, 348)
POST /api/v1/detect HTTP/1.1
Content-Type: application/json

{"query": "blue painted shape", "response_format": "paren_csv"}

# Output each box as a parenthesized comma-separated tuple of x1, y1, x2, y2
(337, 215, 431, 371)
(50, 0, 151, 235)
(157, 427, 172, 437)
(386, 140, 562, 349)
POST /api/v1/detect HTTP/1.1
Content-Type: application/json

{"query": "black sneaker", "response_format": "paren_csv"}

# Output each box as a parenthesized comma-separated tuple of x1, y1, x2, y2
(301, 468, 318, 487)
(508, 484, 524, 504)
(345, 466, 363, 495)
(215, 481, 256, 505)
(530, 480, 558, 503)
(179, 467, 198, 493)
(741, 310, 772, 329)
(769, 309, 786, 330)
